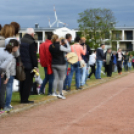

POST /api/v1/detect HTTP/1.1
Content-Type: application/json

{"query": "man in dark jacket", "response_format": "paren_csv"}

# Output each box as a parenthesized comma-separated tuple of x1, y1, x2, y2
(19, 28, 38, 104)
(95, 44, 105, 79)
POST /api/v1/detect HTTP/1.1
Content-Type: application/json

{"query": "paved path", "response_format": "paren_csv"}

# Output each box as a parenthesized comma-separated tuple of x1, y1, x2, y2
(1, 73, 134, 134)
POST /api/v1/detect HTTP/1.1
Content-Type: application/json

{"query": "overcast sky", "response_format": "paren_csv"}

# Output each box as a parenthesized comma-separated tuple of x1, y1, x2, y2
(0, 0, 134, 28)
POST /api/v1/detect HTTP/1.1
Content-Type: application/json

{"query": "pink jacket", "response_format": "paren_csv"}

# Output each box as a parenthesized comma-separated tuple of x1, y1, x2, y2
(71, 43, 86, 61)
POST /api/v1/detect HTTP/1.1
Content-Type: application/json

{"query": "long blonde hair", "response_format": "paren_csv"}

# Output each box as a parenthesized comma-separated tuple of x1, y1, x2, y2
(1, 24, 15, 38)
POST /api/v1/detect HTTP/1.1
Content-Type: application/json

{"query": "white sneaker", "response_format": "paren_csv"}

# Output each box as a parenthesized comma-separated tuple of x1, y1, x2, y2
(9, 105, 13, 109)
(57, 95, 66, 100)
(52, 93, 58, 97)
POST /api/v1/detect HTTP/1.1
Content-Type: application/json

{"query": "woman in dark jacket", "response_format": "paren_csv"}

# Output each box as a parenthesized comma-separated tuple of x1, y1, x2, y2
(104, 48, 113, 77)
(116, 48, 124, 74)
(49, 34, 71, 100)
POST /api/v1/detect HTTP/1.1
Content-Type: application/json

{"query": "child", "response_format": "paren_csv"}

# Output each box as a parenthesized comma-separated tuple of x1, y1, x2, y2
(4, 39, 19, 112)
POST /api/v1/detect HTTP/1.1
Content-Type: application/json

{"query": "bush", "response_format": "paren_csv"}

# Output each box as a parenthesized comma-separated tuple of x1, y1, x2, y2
(129, 51, 134, 56)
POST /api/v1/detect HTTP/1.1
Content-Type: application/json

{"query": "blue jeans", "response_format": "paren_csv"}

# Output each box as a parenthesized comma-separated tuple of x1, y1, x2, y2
(95, 60, 103, 79)
(40, 67, 54, 95)
(128, 62, 132, 68)
(80, 65, 87, 86)
(5, 76, 14, 107)
(63, 62, 69, 90)
(68, 62, 80, 89)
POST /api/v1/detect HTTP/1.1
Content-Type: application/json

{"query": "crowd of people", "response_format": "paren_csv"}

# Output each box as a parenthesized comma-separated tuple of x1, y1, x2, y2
(0, 22, 134, 113)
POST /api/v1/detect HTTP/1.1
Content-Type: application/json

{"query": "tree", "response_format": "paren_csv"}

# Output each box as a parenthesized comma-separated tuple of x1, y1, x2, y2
(78, 8, 117, 49)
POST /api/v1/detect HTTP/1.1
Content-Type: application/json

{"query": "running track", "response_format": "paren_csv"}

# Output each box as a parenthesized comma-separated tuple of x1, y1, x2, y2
(0, 73, 134, 134)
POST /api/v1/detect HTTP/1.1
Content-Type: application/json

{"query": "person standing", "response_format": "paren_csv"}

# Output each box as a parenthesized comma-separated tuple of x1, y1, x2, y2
(49, 34, 71, 99)
(104, 48, 113, 77)
(5, 22, 20, 45)
(3, 23, 20, 110)
(112, 52, 117, 72)
(80, 37, 91, 87)
(0, 26, 13, 112)
(124, 52, 129, 71)
(68, 36, 86, 90)
(128, 55, 133, 70)
(116, 48, 124, 75)
(39, 33, 54, 95)
(0, 44, 14, 111)
(20, 28, 38, 104)
(132, 56, 134, 69)
(4, 40, 19, 112)
(63, 34, 72, 91)
(88, 50, 96, 78)
(95, 44, 105, 79)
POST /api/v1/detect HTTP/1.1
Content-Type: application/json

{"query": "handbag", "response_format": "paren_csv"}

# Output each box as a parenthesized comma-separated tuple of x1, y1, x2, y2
(66, 52, 78, 64)
(73, 45, 86, 68)
(79, 60, 86, 68)
(15, 57, 26, 81)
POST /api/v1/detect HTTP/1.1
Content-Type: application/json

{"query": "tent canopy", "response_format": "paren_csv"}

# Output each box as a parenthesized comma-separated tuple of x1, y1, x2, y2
(53, 27, 76, 41)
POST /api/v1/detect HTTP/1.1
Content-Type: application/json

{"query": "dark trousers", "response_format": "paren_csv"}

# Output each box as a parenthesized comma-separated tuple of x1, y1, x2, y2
(132, 62, 134, 68)
(0, 77, 6, 109)
(19, 69, 34, 102)
(117, 61, 122, 73)
(105, 63, 112, 77)
(63, 62, 68, 90)
(88, 64, 96, 78)
(124, 61, 128, 71)
(40, 67, 54, 95)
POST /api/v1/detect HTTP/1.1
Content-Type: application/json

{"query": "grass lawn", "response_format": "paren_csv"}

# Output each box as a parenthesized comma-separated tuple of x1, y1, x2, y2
(11, 64, 131, 106)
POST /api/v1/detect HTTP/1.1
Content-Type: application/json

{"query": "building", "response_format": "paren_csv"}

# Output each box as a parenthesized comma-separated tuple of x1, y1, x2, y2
(111, 27, 134, 51)
(19, 26, 134, 52)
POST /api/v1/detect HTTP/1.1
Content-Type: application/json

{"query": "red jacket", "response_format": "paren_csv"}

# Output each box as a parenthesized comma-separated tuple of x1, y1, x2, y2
(39, 39, 53, 74)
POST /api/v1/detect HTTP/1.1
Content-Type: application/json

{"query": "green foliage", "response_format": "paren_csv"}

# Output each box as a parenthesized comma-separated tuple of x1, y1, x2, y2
(129, 51, 134, 56)
(78, 8, 117, 49)
(37, 53, 40, 59)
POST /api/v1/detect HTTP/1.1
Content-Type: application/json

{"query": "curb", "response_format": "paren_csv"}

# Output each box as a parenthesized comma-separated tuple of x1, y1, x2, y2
(0, 72, 129, 118)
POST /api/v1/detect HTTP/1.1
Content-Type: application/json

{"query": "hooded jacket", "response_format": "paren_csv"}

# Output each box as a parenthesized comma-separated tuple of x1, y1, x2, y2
(0, 36, 13, 73)
(0, 48, 13, 73)
(39, 39, 53, 74)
